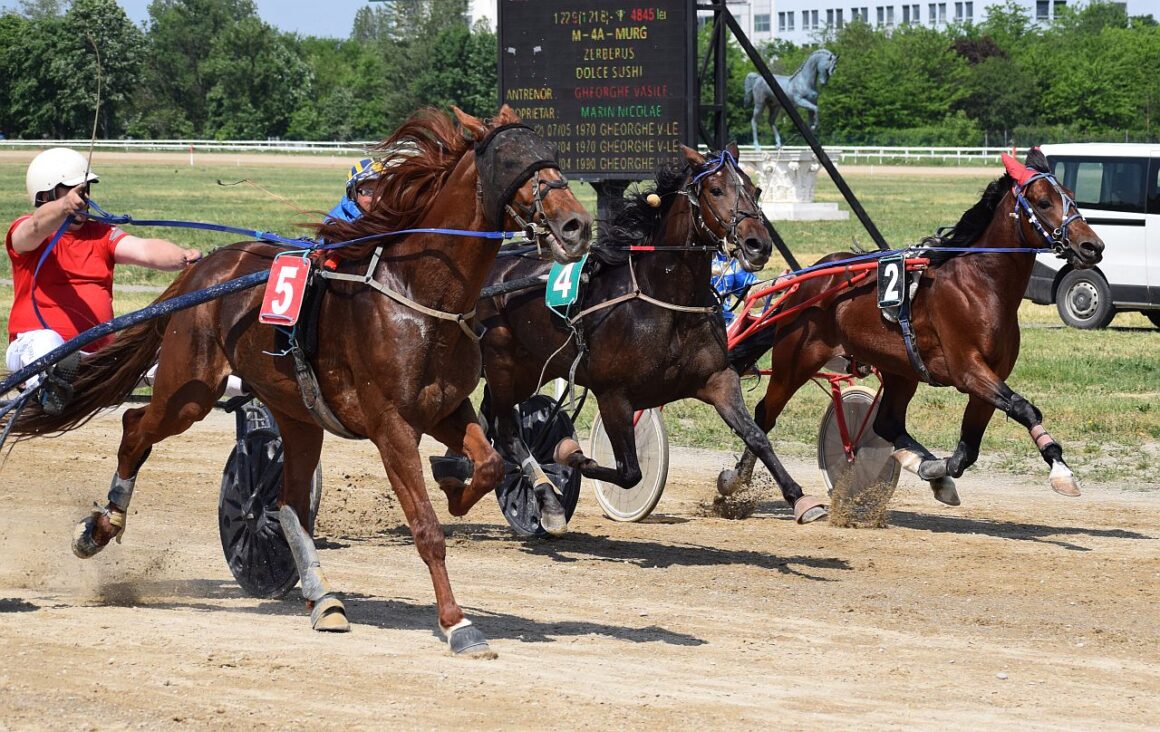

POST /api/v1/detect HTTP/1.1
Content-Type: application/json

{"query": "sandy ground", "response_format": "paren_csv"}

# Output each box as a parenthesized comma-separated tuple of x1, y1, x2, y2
(0, 406, 1156, 730)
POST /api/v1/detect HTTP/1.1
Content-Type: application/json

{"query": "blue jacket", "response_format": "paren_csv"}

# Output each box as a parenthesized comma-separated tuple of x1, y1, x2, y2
(326, 197, 363, 223)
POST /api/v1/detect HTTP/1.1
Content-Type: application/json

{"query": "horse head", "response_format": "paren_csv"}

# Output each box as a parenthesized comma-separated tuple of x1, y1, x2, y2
(1003, 149, 1104, 269)
(457, 105, 592, 263)
(681, 142, 771, 271)
(814, 49, 837, 86)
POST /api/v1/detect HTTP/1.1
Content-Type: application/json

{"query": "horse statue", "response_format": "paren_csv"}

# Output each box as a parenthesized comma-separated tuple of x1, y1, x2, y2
(470, 144, 827, 535)
(6, 105, 592, 657)
(744, 48, 838, 150)
(723, 149, 1104, 505)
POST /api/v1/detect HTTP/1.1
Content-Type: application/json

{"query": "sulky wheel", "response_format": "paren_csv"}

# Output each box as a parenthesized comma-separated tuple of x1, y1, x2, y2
(218, 423, 322, 599)
(816, 385, 900, 496)
(589, 408, 669, 522)
(493, 394, 583, 539)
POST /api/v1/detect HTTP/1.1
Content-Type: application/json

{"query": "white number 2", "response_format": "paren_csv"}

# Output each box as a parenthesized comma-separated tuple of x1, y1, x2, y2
(882, 261, 900, 303)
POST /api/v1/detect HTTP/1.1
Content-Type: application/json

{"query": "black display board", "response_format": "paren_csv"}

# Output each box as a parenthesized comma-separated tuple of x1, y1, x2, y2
(498, 0, 696, 181)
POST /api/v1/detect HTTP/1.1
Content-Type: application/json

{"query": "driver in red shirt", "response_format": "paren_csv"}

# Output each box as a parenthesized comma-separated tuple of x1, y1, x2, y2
(6, 147, 202, 411)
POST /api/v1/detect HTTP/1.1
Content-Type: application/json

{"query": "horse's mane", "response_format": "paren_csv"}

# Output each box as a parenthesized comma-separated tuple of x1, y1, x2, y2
(927, 148, 1051, 261)
(591, 161, 689, 268)
(315, 107, 473, 261)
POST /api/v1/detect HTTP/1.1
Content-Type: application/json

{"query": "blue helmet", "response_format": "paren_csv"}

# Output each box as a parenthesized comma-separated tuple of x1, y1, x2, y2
(346, 157, 386, 200)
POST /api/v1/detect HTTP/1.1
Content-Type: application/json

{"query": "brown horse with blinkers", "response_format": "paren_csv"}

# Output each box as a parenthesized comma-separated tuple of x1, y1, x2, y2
(724, 149, 1104, 504)
(474, 144, 826, 534)
(7, 105, 591, 657)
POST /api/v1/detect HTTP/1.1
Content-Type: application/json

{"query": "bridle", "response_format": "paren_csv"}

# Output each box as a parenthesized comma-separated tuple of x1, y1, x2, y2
(474, 123, 571, 256)
(1010, 171, 1085, 258)
(685, 149, 763, 258)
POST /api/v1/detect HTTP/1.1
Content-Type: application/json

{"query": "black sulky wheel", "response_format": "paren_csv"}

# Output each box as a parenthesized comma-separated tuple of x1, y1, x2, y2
(492, 394, 583, 539)
(218, 405, 322, 599)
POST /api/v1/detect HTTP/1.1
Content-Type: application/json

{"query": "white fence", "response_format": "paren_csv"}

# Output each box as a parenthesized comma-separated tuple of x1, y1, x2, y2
(0, 139, 1025, 164)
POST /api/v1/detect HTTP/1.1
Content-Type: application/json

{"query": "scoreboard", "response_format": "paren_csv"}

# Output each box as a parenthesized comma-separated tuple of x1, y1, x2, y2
(497, 0, 696, 180)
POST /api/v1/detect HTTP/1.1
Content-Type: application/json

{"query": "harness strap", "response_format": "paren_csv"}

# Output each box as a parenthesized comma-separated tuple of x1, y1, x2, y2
(896, 283, 942, 387)
(289, 344, 363, 440)
(565, 256, 718, 325)
(319, 247, 480, 342)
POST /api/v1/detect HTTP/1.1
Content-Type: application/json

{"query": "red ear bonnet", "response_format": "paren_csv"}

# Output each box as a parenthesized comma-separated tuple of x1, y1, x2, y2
(1002, 153, 1037, 186)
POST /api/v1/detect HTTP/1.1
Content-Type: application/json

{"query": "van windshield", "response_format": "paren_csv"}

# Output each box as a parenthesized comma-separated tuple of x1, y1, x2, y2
(1050, 156, 1150, 214)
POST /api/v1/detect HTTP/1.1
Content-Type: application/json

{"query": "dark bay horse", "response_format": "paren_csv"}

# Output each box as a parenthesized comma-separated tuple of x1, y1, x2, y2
(7, 105, 591, 656)
(724, 149, 1104, 504)
(475, 144, 826, 535)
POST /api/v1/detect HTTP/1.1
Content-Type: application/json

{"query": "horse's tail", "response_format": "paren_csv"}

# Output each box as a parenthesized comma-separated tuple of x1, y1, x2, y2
(743, 73, 758, 108)
(6, 271, 194, 438)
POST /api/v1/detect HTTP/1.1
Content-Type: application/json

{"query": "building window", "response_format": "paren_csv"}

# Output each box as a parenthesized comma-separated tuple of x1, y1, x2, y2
(812, 9, 819, 28)
(1037, 1, 1050, 20)
(1053, 0, 1066, 17)
(929, 3, 937, 24)
(965, 1, 972, 20)
(788, 12, 795, 30)
(827, 9, 834, 26)
(778, 11, 785, 31)
(954, 1, 962, 20)
(886, 6, 894, 26)
(755, 13, 770, 32)
(938, 2, 947, 22)
(877, 6, 885, 26)
(837, 8, 845, 27)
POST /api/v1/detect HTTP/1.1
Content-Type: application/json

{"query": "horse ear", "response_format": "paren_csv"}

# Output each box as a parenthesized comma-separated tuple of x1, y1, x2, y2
(452, 106, 488, 142)
(726, 141, 740, 159)
(495, 104, 521, 125)
(680, 145, 705, 167)
(1001, 152, 1036, 186)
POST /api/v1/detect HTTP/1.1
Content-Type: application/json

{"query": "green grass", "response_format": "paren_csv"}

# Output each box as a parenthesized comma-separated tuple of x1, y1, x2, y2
(1, 156, 1157, 486)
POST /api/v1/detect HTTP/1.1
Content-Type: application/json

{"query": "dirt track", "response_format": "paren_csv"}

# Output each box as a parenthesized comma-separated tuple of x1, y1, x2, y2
(0, 407, 1156, 730)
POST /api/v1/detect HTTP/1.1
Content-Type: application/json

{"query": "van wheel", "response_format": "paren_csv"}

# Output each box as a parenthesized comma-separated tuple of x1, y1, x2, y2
(1057, 270, 1114, 329)
(1146, 311, 1160, 329)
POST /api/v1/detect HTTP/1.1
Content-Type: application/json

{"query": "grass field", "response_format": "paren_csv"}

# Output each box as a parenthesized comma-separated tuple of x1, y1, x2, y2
(1, 156, 1156, 486)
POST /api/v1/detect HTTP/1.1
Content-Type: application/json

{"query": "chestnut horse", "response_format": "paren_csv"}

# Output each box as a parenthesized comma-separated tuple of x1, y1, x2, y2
(724, 149, 1104, 504)
(8, 106, 591, 656)
(475, 145, 826, 535)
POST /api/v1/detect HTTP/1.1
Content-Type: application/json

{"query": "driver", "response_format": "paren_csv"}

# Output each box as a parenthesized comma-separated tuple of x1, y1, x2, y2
(326, 157, 387, 223)
(6, 148, 201, 413)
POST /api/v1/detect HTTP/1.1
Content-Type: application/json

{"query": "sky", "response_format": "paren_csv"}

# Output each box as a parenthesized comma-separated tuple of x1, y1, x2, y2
(0, 1, 378, 39)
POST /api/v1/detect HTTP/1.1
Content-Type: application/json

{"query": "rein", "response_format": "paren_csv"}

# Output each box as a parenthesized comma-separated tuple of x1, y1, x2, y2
(1009, 171, 1085, 255)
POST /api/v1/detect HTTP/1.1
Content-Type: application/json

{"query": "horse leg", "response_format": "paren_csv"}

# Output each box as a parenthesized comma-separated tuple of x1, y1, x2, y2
(554, 392, 644, 489)
(428, 399, 506, 517)
(751, 108, 762, 150)
(265, 412, 348, 632)
(770, 109, 783, 149)
(699, 369, 825, 524)
(799, 101, 820, 132)
(73, 380, 221, 558)
(371, 416, 494, 657)
(489, 402, 569, 536)
(942, 394, 994, 480)
(959, 371, 1081, 497)
(873, 372, 960, 505)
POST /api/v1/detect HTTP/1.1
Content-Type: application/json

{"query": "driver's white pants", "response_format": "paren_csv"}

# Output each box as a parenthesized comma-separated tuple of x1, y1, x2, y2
(5, 329, 68, 388)
(141, 364, 245, 398)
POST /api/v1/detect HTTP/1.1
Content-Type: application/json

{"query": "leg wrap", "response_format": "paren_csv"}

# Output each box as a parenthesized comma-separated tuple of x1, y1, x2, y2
(107, 473, 136, 512)
(1030, 424, 1056, 452)
(278, 505, 332, 602)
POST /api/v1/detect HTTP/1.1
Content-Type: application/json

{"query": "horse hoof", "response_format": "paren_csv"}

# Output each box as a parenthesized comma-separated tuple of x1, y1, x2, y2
(793, 495, 828, 524)
(553, 437, 582, 465)
(71, 514, 106, 559)
(446, 621, 497, 659)
(1050, 476, 1081, 497)
(916, 459, 948, 481)
(309, 595, 350, 632)
(716, 469, 741, 496)
(1048, 461, 1081, 497)
(534, 484, 569, 537)
(930, 477, 960, 506)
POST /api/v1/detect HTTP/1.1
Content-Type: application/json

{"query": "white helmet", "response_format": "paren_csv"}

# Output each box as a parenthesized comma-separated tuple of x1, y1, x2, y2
(26, 147, 99, 205)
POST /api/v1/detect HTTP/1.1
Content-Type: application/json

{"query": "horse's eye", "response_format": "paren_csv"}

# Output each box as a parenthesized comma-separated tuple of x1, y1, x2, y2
(710, 187, 724, 197)
(1037, 198, 1052, 210)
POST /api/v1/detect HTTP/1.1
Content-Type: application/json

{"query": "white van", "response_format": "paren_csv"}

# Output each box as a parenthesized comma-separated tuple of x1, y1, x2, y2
(1024, 143, 1160, 329)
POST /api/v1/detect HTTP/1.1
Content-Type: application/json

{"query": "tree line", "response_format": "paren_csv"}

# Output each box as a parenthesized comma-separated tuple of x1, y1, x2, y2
(1, 0, 1156, 146)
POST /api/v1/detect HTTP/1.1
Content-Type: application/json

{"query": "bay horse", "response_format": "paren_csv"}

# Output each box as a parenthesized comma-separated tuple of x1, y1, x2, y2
(474, 144, 826, 535)
(724, 149, 1104, 505)
(744, 48, 837, 150)
(7, 105, 592, 657)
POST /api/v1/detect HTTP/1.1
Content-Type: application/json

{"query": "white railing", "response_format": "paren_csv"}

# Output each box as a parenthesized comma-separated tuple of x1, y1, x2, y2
(0, 139, 374, 154)
(0, 139, 1024, 164)
(736, 144, 1025, 165)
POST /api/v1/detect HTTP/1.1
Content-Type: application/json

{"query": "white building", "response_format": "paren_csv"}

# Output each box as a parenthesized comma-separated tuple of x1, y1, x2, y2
(734, 1, 1155, 46)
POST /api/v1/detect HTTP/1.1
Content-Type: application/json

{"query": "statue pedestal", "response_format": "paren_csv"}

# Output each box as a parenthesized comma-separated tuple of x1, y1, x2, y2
(740, 148, 850, 222)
